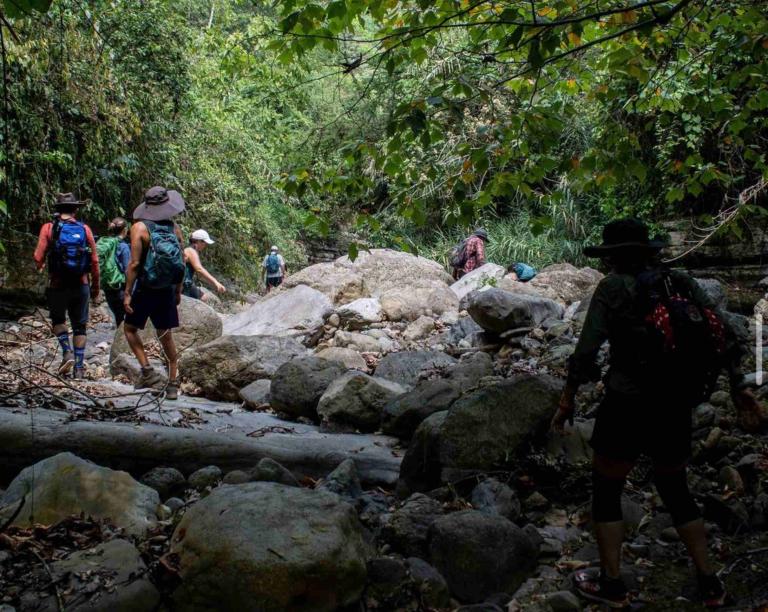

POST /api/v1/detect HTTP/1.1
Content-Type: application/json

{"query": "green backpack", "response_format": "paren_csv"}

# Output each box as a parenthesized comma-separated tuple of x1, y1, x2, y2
(142, 221, 185, 289)
(96, 236, 125, 290)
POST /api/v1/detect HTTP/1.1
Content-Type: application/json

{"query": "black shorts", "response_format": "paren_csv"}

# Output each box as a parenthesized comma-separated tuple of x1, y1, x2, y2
(104, 288, 126, 326)
(48, 284, 90, 333)
(182, 283, 203, 300)
(266, 276, 283, 288)
(590, 390, 694, 465)
(124, 285, 179, 331)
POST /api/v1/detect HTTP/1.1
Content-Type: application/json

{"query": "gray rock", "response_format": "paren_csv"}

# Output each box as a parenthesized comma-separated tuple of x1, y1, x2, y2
(403, 315, 437, 342)
(165, 497, 185, 513)
(381, 379, 462, 440)
(179, 334, 307, 401)
(239, 379, 272, 410)
(381, 493, 444, 557)
(545, 419, 595, 464)
(527, 264, 603, 304)
(223, 469, 251, 485)
(170, 482, 369, 611)
(270, 356, 346, 420)
(693, 403, 716, 429)
(399, 411, 449, 493)
(42, 540, 160, 611)
(467, 288, 564, 333)
(445, 351, 494, 388)
(366, 557, 411, 608)
(223, 284, 333, 337)
(316, 459, 362, 500)
(471, 478, 521, 521)
(441, 317, 484, 347)
(0, 453, 158, 537)
(317, 371, 406, 432)
(429, 510, 537, 602)
(545, 590, 582, 611)
(188, 465, 222, 490)
(450, 264, 508, 301)
(539, 344, 576, 368)
(252, 457, 300, 487)
(696, 278, 728, 310)
(375, 350, 458, 388)
(406, 557, 451, 609)
(336, 297, 383, 329)
(315, 347, 368, 371)
(140, 466, 187, 499)
(334, 329, 386, 353)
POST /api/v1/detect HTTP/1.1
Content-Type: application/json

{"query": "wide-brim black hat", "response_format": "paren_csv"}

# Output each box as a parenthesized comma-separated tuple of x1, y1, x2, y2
(133, 186, 186, 221)
(583, 218, 667, 258)
(54, 192, 86, 208)
(474, 228, 489, 242)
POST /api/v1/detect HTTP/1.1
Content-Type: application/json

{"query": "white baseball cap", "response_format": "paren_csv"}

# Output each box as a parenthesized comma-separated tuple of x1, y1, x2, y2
(270, 245, 278, 251)
(191, 229, 215, 244)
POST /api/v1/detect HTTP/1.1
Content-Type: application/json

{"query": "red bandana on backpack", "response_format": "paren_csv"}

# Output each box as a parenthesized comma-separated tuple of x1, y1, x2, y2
(646, 294, 726, 354)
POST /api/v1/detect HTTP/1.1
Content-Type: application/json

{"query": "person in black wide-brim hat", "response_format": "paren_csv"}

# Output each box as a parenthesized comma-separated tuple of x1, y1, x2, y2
(550, 218, 763, 608)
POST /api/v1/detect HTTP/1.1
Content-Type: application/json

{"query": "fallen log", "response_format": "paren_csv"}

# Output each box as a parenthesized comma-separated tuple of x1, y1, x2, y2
(0, 406, 402, 487)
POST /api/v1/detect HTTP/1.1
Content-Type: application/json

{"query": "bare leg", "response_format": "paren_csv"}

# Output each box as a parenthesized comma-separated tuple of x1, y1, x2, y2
(676, 519, 713, 575)
(156, 329, 178, 381)
(593, 455, 635, 579)
(73, 334, 86, 349)
(52, 323, 68, 337)
(124, 324, 149, 367)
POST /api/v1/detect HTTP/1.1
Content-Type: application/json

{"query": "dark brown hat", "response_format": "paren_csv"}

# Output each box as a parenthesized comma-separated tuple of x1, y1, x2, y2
(132, 186, 186, 221)
(54, 192, 85, 208)
(583, 218, 667, 258)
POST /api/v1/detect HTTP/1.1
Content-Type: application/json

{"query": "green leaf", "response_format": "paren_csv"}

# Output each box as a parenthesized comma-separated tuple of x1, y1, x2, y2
(348, 241, 359, 261)
(527, 39, 543, 69)
(0, 199, 6, 216)
(327, 1, 347, 20)
(279, 11, 301, 34)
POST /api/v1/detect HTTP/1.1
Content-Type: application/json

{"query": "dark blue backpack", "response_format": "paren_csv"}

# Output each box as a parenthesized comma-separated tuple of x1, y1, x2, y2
(266, 252, 281, 275)
(142, 221, 184, 289)
(49, 219, 90, 282)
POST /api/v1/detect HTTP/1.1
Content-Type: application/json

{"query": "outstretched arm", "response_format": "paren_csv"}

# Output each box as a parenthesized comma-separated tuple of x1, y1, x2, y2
(186, 248, 225, 293)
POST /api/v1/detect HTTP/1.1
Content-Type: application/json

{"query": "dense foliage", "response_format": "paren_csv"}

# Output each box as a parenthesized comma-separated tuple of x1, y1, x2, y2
(1, 1, 767, 283)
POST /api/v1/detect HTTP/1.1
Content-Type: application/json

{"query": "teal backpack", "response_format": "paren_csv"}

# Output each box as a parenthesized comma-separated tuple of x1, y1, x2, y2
(142, 221, 184, 288)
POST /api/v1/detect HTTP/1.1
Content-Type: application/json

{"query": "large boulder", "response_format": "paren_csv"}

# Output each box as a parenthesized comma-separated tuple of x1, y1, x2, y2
(337, 248, 453, 298)
(380, 493, 444, 557)
(39, 540, 160, 611)
(315, 347, 368, 371)
(270, 356, 346, 420)
(428, 510, 537, 602)
(180, 335, 307, 401)
(336, 298, 383, 329)
(467, 289, 563, 333)
(0, 453, 159, 537)
(317, 371, 407, 432)
(283, 262, 365, 305)
(450, 264, 508, 302)
(375, 350, 457, 388)
(223, 284, 333, 338)
(109, 295, 222, 376)
(696, 278, 728, 310)
(527, 263, 603, 304)
(399, 376, 562, 491)
(379, 286, 459, 322)
(381, 379, 462, 440)
(170, 482, 369, 611)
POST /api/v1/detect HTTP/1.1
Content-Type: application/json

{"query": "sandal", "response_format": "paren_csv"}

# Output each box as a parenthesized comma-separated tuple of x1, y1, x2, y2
(572, 567, 630, 609)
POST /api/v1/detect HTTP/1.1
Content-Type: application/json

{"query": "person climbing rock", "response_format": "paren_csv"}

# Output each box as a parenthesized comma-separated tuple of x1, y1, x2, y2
(507, 262, 537, 282)
(262, 245, 286, 292)
(450, 228, 488, 280)
(33, 193, 100, 380)
(550, 218, 763, 609)
(96, 217, 131, 327)
(123, 186, 186, 400)
(183, 229, 226, 302)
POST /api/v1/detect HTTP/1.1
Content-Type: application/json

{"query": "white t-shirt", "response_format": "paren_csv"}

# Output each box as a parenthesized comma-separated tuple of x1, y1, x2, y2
(262, 253, 285, 278)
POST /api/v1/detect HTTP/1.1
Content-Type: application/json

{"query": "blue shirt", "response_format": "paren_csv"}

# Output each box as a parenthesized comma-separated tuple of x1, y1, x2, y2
(116, 241, 131, 274)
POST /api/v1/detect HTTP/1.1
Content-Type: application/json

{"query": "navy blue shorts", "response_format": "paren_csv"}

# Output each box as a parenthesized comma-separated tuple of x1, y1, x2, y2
(125, 285, 179, 331)
(266, 276, 283, 289)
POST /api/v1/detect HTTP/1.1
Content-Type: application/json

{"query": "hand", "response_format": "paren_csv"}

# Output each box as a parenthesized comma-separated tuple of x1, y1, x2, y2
(550, 393, 575, 435)
(216, 282, 226, 294)
(90, 287, 100, 301)
(123, 294, 134, 315)
(732, 388, 764, 432)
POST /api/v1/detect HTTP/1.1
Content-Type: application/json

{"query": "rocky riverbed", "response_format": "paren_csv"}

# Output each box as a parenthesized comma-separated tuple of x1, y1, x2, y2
(1, 248, 767, 610)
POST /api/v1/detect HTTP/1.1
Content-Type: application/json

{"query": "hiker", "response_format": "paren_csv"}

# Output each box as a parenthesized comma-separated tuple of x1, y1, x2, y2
(262, 245, 286, 292)
(450, 228, 488, 280)
(33, 193, 100, 379)
(550, 218, 763, 608)
(183, 229, 226, 301)
(96, 217, 131, 327)
(123, 186, 186, 400)
(507, 262, 537, 282)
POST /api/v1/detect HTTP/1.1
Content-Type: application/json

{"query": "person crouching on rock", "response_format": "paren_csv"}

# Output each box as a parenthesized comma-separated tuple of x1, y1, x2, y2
(123, 186, 186, 401)
(96, 217, 131, 327)
(183, 229, 226, 302)
(550, 218, 763, 609)
(34, 193, 100, 380)
(507, 262, 537, 282)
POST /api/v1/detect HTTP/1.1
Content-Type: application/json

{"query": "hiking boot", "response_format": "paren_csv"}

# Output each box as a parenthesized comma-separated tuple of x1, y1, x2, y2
(573, 568, 629, 609)
(135, 366, 166, 391)
(73, 367, 86, 381)
(699, 572, 727, 608)
(59, 351, 75, 376)
(166, 379, 179, 401)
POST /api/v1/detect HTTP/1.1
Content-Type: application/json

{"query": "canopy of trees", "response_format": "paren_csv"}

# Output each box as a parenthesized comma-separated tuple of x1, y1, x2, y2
(1, 1, 766, 281)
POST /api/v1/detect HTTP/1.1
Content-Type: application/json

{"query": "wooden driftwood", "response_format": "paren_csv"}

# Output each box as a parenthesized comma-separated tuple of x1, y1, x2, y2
(0, 406, 402, 487)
